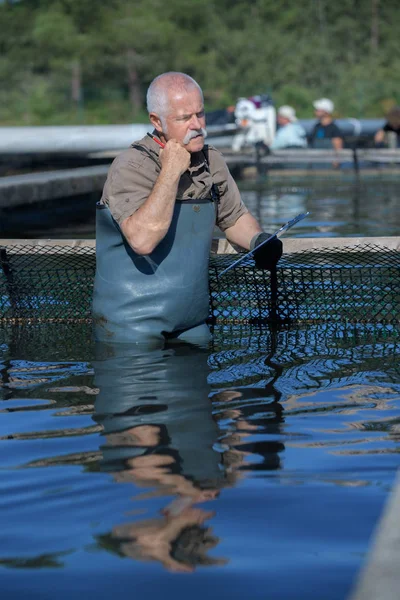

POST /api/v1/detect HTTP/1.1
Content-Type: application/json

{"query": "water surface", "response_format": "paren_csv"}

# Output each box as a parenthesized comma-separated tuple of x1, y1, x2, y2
(0, 323, 399, 599)
(2, 175, 400, 239)
(1, 172, 399, 598)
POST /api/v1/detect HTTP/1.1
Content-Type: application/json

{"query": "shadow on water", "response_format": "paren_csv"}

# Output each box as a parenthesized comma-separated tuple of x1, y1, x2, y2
(0, 322, 399, 598)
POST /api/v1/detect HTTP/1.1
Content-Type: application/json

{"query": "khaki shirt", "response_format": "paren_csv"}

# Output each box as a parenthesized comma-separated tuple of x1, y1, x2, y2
(100, 133, 248, 231)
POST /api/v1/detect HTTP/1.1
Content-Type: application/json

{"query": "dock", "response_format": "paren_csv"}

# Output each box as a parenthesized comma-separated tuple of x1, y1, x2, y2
(349, 471, 400, 600)
(0, 165, 109, 208)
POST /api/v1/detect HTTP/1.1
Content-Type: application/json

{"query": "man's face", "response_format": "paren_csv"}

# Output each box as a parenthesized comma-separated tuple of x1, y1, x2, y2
(162, 88, 207, 153)
(314, 108, 331, 120)
(277, 115, 290, 126)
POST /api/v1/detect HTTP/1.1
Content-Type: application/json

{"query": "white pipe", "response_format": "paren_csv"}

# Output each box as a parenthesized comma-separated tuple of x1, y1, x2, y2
(0, 124, 150, 155)
(0, 123, 236, 156)
(0, 120, 387, 156)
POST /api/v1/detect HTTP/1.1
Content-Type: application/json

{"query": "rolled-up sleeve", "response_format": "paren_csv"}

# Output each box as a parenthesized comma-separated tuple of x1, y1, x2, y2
(101, 149, 159, 225)
(208, 147, 248, 231)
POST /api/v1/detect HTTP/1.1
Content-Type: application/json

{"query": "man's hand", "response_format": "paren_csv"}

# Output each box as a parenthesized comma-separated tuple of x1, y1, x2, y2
(120, 139, 190, 255)
(251, 232, 283, 271)
(160, 139, 191, 178)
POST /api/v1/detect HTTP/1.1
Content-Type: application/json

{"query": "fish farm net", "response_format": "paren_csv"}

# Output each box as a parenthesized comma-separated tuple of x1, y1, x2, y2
(0, 242, 399, 325)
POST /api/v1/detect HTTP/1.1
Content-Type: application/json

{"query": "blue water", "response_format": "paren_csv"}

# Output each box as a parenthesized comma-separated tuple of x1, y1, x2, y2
(240, 175, 400, 238)
(1, 174, 400, 597)
(3, 174, 400, 239)
(1, 323, 399, 599)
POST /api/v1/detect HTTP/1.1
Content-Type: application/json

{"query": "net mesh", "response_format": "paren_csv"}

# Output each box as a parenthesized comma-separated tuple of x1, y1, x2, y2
(0, 242, 399, 325)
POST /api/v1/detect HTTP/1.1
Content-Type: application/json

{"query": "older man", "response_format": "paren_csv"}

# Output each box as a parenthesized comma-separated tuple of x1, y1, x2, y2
(93, 72, 282, 345)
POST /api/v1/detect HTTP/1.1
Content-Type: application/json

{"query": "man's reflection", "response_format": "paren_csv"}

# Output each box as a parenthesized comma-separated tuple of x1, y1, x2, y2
(93, 342, 227, 572)
(92, 335, 284, 572)
(212, 387, 284, 473)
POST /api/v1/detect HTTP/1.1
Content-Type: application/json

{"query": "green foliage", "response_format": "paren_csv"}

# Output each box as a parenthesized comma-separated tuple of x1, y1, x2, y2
(0, 0, 398, 125)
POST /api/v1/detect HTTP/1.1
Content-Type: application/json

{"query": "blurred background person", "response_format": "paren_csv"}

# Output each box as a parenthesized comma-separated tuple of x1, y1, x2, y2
(374, 105, 400, 147)
(309, 98, 343, 150)
(231, 95, 276, 152)
(270, 105, 307, 150)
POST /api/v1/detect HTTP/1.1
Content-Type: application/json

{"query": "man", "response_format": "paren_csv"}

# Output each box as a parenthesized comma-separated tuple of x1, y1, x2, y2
(93, 72, 282, 345)
(309, 98, 343, 150)
(270, 105, 307, 150)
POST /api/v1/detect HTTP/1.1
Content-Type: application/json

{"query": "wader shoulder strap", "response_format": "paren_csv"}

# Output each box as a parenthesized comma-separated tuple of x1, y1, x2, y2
(202, 145, 220, 204)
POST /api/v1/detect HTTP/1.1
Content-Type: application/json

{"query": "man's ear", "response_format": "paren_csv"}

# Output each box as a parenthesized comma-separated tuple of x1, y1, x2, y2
(149, 112, 163, 133)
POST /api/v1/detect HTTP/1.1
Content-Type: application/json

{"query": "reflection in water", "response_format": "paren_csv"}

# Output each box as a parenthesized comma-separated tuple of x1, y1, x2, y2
(210, 324, 400, 489)
(0, 322, 399, 598)
(92, 339, 284, 571)
(211, 327, 285, 473)
(239, 176, 400, 238)
(93, 342, 226, 572)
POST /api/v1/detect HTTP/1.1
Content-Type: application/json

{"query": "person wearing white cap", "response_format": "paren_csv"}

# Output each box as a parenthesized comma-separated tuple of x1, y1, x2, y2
(309, 98, 343, 150)
(270, 105, 307, 150)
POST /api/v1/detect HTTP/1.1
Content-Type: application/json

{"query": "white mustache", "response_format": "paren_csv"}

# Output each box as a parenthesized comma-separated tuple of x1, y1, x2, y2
(183, 128, 207, 145)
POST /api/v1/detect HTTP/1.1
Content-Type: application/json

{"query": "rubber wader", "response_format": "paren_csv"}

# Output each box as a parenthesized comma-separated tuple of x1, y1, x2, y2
(93, 167, 218, 345)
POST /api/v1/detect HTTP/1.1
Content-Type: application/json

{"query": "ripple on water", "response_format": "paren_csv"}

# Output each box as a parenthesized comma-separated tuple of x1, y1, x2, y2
(0, 323, 398, 599)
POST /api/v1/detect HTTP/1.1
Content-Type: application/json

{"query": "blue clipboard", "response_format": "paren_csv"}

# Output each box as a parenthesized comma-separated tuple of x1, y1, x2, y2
(219, 211, 310, 277)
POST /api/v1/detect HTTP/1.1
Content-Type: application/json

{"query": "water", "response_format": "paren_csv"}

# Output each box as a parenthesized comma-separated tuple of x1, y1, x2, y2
(238, 174, 400, 238)
(1, 323, 399, 599)
(1, 174, 400, 597)
(2, 174, 400, 238)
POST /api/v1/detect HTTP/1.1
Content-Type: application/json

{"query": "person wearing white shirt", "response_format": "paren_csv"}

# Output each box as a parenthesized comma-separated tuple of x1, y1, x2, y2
(270, 105, 307, 150)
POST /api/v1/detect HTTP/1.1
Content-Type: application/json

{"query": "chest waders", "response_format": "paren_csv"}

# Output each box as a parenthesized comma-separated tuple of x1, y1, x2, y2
(93, 147, 219, 345)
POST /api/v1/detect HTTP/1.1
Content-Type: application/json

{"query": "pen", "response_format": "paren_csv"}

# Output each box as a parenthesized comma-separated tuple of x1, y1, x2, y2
(147, 132, 165, 148)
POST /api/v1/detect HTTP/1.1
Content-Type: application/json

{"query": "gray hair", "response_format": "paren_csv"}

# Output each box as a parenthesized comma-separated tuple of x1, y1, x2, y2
(146, 72, 203, 117)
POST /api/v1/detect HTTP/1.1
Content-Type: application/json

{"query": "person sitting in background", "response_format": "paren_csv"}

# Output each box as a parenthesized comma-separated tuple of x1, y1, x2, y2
(374, 106, 400, 147)
(270, 105, 307, 150)
(309, 98, 343, 150)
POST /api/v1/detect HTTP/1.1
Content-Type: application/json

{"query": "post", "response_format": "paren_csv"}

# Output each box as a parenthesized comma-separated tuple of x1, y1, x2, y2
(269, 266, 279, 322)
(0, 247, 18, 316)
(255, 141, 269, 180)
(352, 145, 360, 177)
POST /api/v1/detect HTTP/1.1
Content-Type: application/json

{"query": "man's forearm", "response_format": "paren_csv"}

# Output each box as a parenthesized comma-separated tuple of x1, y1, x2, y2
(121, 168, 180, 255)
(332, 137, 343, 151)
(224, 212, 262, 250)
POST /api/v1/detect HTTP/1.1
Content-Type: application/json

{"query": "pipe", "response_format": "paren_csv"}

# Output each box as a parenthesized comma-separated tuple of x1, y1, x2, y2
(0, 120, 386, 156)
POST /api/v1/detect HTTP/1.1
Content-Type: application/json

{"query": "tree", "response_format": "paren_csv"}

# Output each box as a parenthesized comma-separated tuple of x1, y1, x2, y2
(1, 0, 400, 124)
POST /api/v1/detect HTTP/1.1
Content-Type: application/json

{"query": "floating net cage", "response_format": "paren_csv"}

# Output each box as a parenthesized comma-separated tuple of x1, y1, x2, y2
(210, 245, 400, 325)
(0, 241, 399, 326)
